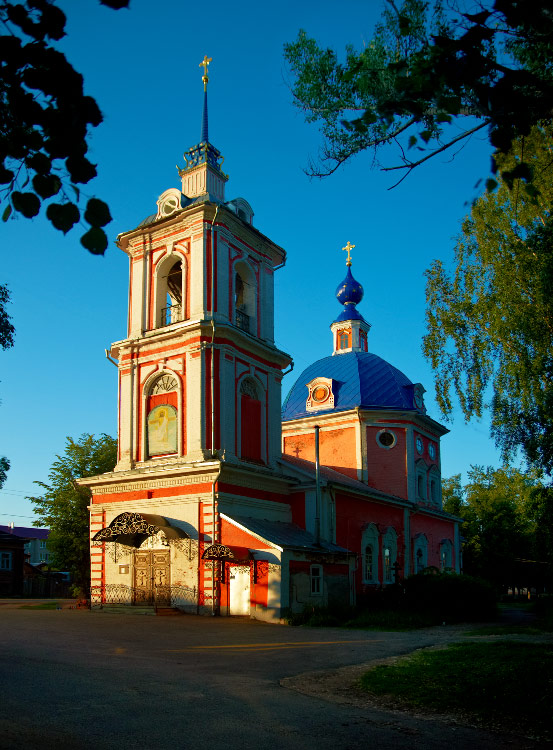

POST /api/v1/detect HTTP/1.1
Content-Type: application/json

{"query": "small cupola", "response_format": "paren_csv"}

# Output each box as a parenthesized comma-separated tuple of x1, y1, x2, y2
(331, 242, 371, 355)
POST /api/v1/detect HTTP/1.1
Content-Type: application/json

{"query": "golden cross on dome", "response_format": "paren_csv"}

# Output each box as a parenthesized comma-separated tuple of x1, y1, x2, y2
(342, 241, 355, 266)
(200, 55, 212, 90)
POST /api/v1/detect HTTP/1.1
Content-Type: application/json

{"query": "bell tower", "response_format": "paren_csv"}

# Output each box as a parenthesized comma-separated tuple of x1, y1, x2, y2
(110, 58, 291, 472)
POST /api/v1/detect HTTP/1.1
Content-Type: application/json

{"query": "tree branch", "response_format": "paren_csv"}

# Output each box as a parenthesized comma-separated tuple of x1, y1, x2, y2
(382, 120, 489, 174)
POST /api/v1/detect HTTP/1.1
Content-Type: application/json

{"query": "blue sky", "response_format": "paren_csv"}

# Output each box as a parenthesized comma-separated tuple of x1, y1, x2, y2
(0, 0, 505, 522)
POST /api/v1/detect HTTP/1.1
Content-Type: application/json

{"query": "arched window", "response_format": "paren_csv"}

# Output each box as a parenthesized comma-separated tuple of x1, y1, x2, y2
(413, 534, 428, 573)
(154, 254, 186, 329)
(239, 378, 262, 462)
(359, 330, 368, 352)
(361, 524, 379, 584)
(337, 329, 351, 350)
(146, 374, 178, 457)
(382, 527, 398, 584)
(429, 467, 441, 507)
(234, 260, 256, 334)
(440, 539, 453, 571)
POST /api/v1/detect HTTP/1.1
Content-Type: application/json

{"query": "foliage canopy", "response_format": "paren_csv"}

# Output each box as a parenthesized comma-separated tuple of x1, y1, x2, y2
(29, 433, 117, 586)
(443, 466, 552, 590)
(424, 124, 553, 471)
(284, 0, 553, 185)
(0, 0, 129, 254)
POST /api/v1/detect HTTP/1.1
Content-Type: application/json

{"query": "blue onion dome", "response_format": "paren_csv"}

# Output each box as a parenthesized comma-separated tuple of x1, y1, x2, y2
(282, 351, 415, 421)
(336, 266, 364, 306)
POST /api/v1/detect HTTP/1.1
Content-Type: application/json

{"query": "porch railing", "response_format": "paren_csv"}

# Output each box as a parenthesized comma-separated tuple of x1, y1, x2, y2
(90, 583, 198, 610)
(160, 303, 181, 327)
(235, 309, 250, 332)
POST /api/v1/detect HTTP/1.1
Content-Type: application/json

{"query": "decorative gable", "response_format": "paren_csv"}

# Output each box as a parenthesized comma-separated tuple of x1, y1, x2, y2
(305, 377, 335, 412)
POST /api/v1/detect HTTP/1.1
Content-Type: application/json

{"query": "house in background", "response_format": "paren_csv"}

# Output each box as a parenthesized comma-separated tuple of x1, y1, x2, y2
(0, 529, 28, 596)
(0, 525, 51, 566)
(79, 60, 460, 621)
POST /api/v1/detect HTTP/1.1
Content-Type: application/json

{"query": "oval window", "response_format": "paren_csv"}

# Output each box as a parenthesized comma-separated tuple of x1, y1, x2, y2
(377, 430, 396, 449)
(312, 385, 329, 403)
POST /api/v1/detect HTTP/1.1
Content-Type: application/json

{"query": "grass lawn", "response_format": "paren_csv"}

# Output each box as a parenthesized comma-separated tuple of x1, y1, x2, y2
(19, 602, 60, 610)
(360, 641, 553, 739)
(464, 624, 549, 636)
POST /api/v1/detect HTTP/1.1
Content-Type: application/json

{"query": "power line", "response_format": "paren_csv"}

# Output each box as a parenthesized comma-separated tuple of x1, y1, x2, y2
(0, 512, 36, 519)
(0, 489, 36, 497)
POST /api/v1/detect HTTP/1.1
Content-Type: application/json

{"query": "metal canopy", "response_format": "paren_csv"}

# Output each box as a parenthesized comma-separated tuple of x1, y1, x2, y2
(92, 512, 190, 544)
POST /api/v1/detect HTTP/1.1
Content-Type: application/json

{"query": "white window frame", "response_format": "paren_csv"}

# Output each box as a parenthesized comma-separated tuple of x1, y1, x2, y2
(361, 524, 379, 584)
(440, 539, 453, 571)
(413, 534, 428, 573)
(310, 564, 323, 596)
(382, 528, 397, 584)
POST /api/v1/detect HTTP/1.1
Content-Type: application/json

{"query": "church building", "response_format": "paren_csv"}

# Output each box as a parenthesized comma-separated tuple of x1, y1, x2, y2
(81, 59, 460, 621)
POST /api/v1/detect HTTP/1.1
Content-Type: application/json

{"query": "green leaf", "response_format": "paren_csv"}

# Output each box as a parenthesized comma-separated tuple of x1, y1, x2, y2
(485, 178, 498, 192)
(84, 198, 112, 228)
(11, 191, 40, 218)
(32, 173, 61, 199)
(46, 202, 80, 233)
(80, 227, 108, 255)
(0, 166, 14, 185)
(27, 153, 52, 175)
(2, 204, 12, 222)
(99, 0, 130, 8)
(420, 130, 432, 143)
(65, 155, 97, 184)
(408, 135, 417, 148)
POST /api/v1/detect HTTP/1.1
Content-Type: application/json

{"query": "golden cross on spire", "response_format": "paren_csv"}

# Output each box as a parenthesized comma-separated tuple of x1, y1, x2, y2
(342, 241, 355, 266)
(200, 55, 212, 91)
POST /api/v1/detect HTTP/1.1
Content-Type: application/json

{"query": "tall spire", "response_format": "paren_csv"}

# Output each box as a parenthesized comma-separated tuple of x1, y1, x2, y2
(199, 55, 211, 143)
(177, 56, 228, 201)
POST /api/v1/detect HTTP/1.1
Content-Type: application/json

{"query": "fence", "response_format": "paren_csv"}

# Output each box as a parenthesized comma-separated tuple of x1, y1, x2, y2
(90, 583, 199, 611)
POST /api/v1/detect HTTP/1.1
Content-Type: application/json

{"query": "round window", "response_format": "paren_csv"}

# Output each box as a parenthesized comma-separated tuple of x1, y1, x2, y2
(312, 385, 329, 403)
(377, 430, 396, 449)
(416, 436, 424, 454)
(429, 443, 436, 460)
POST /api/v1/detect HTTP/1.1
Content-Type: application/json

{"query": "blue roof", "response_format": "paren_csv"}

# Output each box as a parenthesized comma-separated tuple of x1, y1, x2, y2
(282, 351, 416, 420)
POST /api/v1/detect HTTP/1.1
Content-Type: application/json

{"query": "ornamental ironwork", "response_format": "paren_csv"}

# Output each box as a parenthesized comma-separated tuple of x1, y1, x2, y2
(150, 374, 178, 394)
(90, 583, 198, 608)
(92, 512, 160, 542)
(202, 543, 235, 560)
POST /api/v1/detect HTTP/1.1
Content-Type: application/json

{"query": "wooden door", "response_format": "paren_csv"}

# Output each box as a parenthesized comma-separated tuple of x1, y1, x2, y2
(133, 550, 170, 605)
(152, 550, 170, 606)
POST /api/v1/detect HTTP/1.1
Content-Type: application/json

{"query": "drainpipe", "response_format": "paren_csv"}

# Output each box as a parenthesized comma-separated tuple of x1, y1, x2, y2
(210, 206, 219, 459)
(314, 425, 321, 546)
(210, 206, 220, 616)
(210, 459, 222, 616)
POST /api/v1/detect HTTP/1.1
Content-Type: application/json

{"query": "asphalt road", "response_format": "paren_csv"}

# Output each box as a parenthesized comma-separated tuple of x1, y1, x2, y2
(0, 608, 548, 750)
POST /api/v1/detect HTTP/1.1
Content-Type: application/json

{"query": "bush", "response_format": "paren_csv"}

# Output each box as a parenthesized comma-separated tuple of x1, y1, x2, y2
(284, 573, 497, 628)
(403, 571, 497, 622)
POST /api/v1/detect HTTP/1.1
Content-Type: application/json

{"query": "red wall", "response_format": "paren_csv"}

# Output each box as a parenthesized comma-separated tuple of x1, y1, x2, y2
(283, 426, 358, 480)
(410, 514, 456, 569)
(366, 425, 408, 498)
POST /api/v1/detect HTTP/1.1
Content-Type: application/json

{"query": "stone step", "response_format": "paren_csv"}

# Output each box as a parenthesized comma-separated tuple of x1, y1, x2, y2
(156, 607, 184, 616)
(91, 605, 156, 615)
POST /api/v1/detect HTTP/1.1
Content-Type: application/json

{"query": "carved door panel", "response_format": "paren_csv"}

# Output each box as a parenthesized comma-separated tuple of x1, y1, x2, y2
(134, 551, 153, 604)
(134, 549, 170, 606)
(152, 550, 170, 606)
